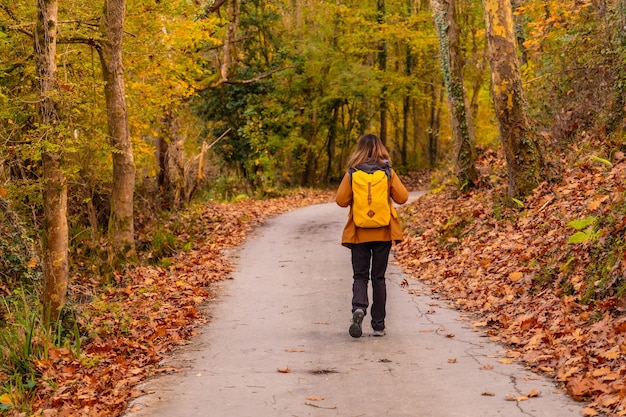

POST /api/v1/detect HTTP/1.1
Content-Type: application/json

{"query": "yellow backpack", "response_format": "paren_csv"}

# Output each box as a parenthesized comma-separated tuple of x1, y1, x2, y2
(351, 169, 392, 228)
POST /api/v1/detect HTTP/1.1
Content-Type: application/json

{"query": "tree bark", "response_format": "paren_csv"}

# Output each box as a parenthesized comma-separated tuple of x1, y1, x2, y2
(481, 0, 542, 198)
(431, 0, 478, 188)
(99, 0, 136, 261)
(35, 0, 69, 322)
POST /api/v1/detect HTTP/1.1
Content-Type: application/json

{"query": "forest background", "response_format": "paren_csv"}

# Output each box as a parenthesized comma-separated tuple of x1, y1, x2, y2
(2, 0, 626, 415)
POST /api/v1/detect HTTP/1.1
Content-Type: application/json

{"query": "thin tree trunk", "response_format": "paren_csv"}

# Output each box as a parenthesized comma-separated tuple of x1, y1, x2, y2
(431, 0, 478, 188)
(482, 0, 542, 197)
(325, 101, 340, 181)
(35, 0, 68, 322)
(402, 0, 414, 167)
(99, 0, 136, 261)
(428, 81, 443, 168)
(378, 0, 388, 145)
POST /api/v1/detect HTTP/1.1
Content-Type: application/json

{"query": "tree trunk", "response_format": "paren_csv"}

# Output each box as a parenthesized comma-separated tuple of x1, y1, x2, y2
(325, 101, 340, 182)
(377, 0, 388, 145)
(619, 0, 626, 46)
(221, 0, 241, 82)
(481, 0, 542, 198)
(402, 0, 414, 167)
(431, 0, 478, 188)
(99, 0, 136, 262)
(428, 81, 443, 168)
(35, 0, 69, 322)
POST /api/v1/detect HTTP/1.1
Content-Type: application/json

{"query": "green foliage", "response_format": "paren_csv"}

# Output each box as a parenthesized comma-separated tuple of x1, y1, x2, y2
(577, 196, 626, 304)
(0, 199, 39, 290)
(566, 216, 599, 244)
(590, 155, 613, 167)
(151, 230, 176, 261)
(0, 290, 79, 412)
(520, 0, 626, 142)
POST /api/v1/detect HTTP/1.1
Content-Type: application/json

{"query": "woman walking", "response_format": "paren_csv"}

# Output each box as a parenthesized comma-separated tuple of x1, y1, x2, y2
(336, 134, 409, 338)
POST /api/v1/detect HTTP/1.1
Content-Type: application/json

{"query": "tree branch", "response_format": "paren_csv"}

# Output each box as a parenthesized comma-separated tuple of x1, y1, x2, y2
(0, 3, 18, 23)
(220, 66, 294, 85)
(198, 0, 228, 17)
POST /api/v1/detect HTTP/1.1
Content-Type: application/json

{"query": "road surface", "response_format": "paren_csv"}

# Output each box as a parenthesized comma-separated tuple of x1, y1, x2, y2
(125, 195, 584, 417)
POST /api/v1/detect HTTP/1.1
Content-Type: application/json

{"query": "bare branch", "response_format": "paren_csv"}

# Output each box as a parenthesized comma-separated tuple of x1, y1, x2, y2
(198, 0, 228, 17)
(207, 128, 231, 150)
(0, 3, 19, 22)
(221, 66, 294, 85)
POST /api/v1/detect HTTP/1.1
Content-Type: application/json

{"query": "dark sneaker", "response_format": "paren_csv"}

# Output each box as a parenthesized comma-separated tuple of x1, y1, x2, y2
(349, 309, 364, 338)
(372, 329, 386, 337)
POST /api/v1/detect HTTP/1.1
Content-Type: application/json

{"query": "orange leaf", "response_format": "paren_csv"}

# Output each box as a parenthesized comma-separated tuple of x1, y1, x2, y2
(526, 389, 540, 398)
(306, 396, 324, 401)
(27, 257, 38, 268)
(0, 187, 6, 197)
(277, 367, 291, 373)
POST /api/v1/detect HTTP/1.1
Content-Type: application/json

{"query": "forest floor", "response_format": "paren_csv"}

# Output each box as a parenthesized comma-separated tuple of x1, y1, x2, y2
(396, 146, 626, 417)
(9, 145, 626, 417)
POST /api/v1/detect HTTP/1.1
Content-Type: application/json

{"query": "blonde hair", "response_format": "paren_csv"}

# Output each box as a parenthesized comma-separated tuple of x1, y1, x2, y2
(346, 134, 391, 169)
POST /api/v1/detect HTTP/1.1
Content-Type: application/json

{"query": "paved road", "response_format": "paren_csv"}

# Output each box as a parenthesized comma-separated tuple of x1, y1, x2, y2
(125, 195, 585, 417)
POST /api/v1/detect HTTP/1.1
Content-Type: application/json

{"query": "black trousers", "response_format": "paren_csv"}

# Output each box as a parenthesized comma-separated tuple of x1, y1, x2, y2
(350, 241, 392, 331)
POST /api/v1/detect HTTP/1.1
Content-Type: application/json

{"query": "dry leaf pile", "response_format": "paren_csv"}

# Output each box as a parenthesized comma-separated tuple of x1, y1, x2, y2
(26, 190, 333, 417)
(395, 149, 626, 416)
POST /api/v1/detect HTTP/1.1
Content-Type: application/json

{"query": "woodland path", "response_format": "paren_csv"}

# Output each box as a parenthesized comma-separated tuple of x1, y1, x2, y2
(124, 194, 584, 417)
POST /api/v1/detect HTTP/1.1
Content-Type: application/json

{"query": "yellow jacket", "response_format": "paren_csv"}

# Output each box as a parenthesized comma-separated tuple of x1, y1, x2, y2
(335, 169, 409, 248)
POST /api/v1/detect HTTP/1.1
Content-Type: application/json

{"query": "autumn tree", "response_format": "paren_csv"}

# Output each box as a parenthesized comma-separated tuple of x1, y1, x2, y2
(35, 0, 69, 321)
(481, 0, 541, 197)
(98, 0, 136, 260)
(431, 0, 478, 188)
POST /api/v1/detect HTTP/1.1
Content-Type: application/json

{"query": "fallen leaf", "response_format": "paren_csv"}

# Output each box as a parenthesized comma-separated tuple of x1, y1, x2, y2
(582, 407, 599, 416)
(277, 367, 291, 373)
(586, 199, 603, 211)
(508, 271, 523, 282)
(27, 257, 38, 268)
(591, 367, 610, 377)
(306, 396, 324, 401)
(481, 364, 494, 370)
(526, 389, 541, 398)
(498, 358, 515, 365)
(285, 348, 305, 352)
(448, 358, 457, 363)
(481, 391, 495, 396)
(505, 394, 528, 401)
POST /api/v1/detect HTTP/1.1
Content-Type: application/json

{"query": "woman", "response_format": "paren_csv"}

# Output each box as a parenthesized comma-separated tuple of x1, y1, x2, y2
(336, 133, 409, 338)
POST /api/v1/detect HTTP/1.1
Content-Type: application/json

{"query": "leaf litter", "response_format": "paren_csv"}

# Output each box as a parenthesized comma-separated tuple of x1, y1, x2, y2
(395, 147, 626, 416)
(25, 190, 332, 416)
